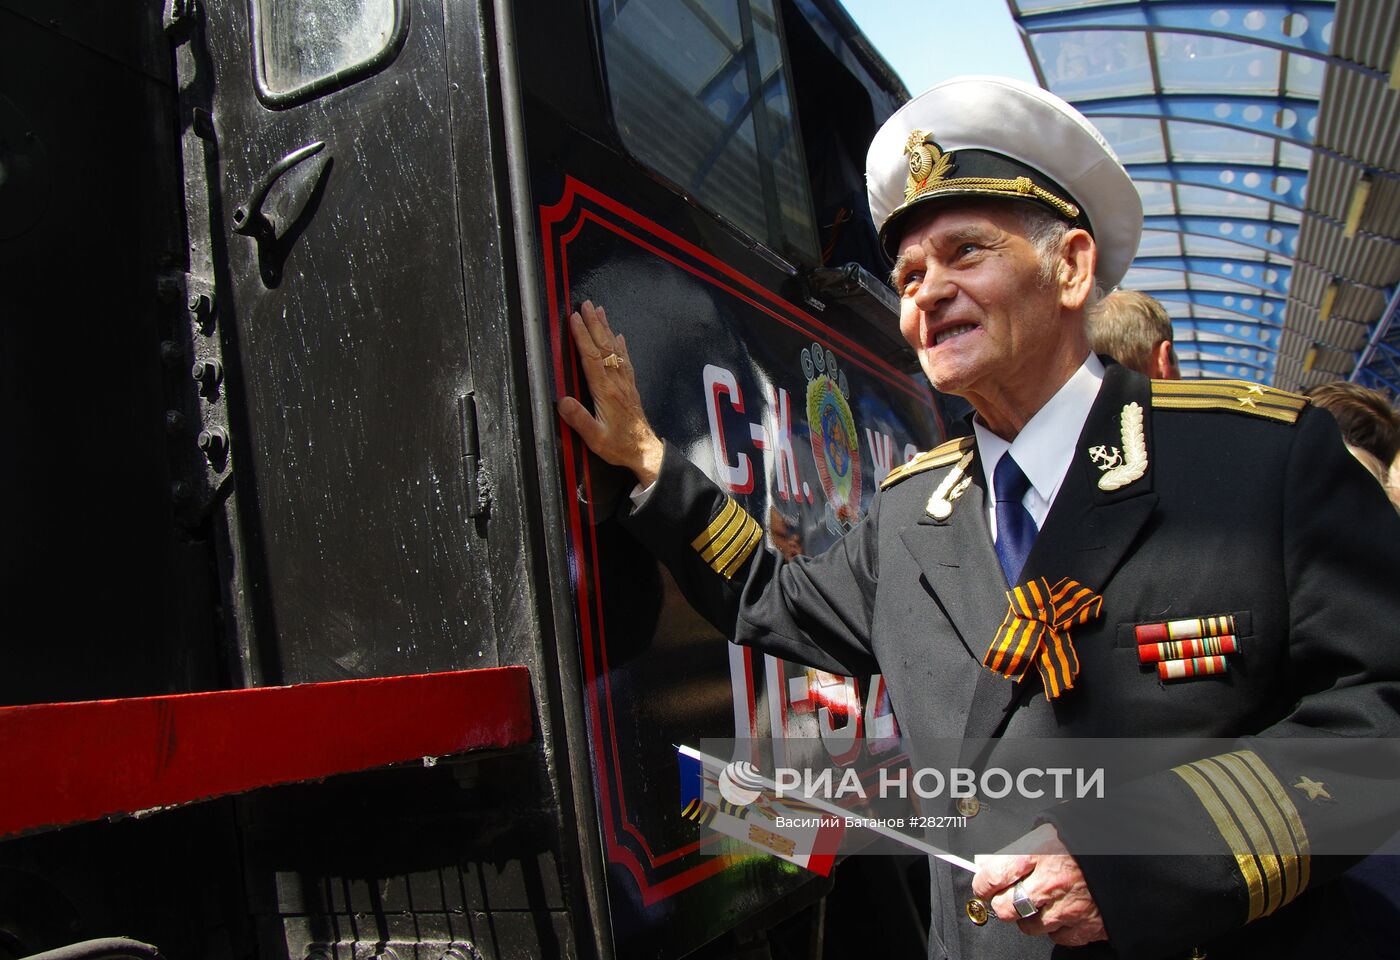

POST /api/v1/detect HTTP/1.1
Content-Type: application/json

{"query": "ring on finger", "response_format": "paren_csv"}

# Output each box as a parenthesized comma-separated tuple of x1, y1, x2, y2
(602, 353, 625, 369)
(1011, 881, 1039, 920)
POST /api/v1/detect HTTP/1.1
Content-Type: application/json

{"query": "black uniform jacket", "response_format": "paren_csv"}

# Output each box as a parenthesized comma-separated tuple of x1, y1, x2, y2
(620, 363, 1400, 960)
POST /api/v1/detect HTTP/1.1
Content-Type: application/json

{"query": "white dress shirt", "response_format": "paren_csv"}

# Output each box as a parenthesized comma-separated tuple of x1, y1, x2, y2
(973, 353, 1105, 542)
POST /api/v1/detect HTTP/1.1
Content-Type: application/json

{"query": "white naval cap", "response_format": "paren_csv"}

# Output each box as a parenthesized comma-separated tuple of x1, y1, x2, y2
(866, 75, 1142, 290)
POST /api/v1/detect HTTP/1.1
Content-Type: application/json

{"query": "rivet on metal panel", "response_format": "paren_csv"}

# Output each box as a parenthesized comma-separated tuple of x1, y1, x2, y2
(188, 292, 215, 334)
(197, 427, 228, 461)
(191, 358, 223, 387)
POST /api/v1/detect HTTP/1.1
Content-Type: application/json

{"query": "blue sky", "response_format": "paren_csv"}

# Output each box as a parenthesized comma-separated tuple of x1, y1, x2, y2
(838, 0, 1037, 95)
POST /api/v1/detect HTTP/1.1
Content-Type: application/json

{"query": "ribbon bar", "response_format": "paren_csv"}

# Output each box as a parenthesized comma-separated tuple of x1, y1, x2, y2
(1138, 634, 1238, 664)
(1135, 615, 1235, 646)
(983, 577, 1103, 699)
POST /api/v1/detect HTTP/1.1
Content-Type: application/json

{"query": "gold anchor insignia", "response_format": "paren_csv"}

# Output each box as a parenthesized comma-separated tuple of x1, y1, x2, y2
(1088, 444, 1123, 470)
(1293, 775, 1332, 801)
(1093, 403, 1148, 491)
(926, 451, 974, 521)
(904, 130, 955, 203)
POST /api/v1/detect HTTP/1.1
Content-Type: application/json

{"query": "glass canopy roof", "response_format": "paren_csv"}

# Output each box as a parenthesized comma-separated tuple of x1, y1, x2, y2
(1008, 0, 1338, 384)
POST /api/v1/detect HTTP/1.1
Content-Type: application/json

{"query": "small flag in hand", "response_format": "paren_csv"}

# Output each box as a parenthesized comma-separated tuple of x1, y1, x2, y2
(677, 745, 845, 876)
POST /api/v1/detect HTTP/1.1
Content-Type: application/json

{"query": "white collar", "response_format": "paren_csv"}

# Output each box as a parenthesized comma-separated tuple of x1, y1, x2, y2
(974, 355, 1105, 516)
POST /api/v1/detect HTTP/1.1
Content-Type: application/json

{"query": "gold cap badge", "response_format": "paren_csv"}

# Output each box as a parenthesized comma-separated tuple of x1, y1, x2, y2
(904, 130, 955, 203)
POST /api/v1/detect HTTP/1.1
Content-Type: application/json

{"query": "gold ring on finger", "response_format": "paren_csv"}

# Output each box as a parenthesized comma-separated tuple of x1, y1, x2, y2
(602, 353, 624, 369)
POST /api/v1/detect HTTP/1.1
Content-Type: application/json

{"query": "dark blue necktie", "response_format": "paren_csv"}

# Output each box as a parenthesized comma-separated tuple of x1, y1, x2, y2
(994, 454, 1037, 584)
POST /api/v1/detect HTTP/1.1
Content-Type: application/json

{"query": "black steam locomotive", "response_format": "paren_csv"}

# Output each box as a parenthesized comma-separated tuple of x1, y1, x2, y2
(0, 1, 951, 957)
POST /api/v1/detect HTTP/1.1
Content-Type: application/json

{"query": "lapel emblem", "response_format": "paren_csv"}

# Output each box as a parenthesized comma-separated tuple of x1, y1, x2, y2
(1090, 402, 1148, 491)
(925, 450, 974, 521)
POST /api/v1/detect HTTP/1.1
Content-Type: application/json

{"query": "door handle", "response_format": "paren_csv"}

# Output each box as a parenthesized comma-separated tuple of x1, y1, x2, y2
(232, 140, 325, 242)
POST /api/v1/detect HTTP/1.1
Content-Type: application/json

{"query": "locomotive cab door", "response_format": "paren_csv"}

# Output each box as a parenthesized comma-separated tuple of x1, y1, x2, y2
(174, 4, 596, 957)
(180, 0, 508, 684)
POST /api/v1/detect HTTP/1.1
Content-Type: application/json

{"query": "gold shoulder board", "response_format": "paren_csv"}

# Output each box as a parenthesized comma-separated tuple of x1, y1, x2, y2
(1151, 379, 1307, 425)
(879, 436, 975, 490)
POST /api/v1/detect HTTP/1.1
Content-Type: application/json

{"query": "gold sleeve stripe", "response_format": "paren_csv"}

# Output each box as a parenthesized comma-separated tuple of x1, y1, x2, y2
(1174, 748, 1315, 923)
(1195, 757, 1286, 916)
(1235, 749, 1311, 895)
(692, 499, 741, 555)
(1213, 753, 1306, 907)
(681, 798, 717, 826)
(701, 512, 748, 566)
(1174, 764, 1267, 923)
(716, 514, 763, 579)
(880, 436, 975, 490)
(688, 497, 764, 579)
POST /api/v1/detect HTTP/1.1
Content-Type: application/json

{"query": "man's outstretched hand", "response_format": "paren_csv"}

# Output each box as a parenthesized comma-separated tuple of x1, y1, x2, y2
(557, 300, 665, 487)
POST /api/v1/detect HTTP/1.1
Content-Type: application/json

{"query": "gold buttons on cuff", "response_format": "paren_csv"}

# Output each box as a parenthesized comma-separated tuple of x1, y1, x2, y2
(965, 898, 989, 925)
(956, 796, 981, 817)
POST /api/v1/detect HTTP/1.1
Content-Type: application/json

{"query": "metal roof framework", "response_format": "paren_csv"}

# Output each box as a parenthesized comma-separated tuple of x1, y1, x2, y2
(1007, 0, 1400, 398)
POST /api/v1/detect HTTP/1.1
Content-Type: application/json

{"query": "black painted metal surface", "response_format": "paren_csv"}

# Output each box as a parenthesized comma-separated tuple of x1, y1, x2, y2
(0, 0, 944, 957)
(197, 0, 501, 685)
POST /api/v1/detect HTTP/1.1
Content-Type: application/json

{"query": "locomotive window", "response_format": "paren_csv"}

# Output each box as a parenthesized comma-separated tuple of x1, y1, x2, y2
(251, 0, 407, 105)
(597, 0, 820, 264)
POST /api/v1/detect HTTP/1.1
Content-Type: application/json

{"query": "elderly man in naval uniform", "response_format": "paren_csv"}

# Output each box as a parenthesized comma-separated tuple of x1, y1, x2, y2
(558, 76, 1400, 959)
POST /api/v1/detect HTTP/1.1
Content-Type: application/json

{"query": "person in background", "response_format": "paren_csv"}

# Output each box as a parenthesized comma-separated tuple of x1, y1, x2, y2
(1305, 380, 1400, 504)
(1087, 289, 1179, 379)
(1303, 379, 1400, 956)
